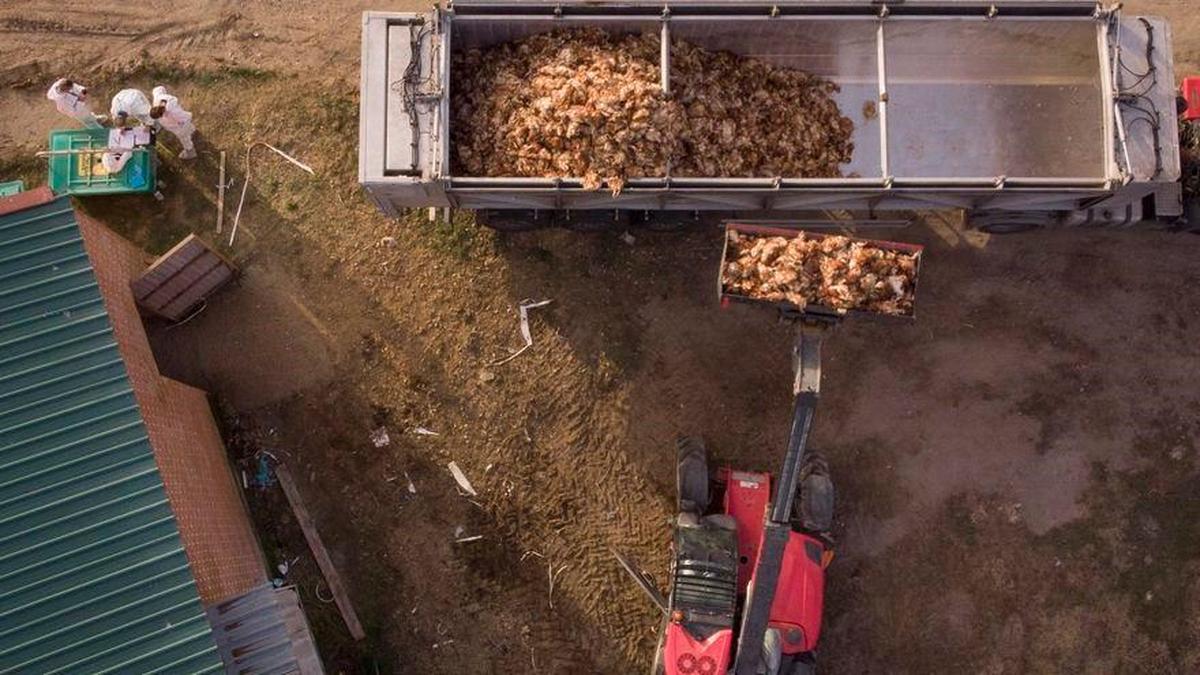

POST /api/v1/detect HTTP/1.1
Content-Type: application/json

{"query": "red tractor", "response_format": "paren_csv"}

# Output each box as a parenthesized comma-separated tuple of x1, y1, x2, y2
(617, 225, 921, 674)
(618, 321, 837, 675)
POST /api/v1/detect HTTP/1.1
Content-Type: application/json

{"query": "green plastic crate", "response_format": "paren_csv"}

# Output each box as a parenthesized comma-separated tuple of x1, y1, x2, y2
(0, 179, 22, 197)
(47, 128, 155, 196)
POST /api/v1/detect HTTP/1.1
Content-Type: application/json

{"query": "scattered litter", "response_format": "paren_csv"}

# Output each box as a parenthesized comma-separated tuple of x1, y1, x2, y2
(448, 461, 478, 496)
(216, 150, 227, 234)
(404, 471, 418, 494)
(1004, 502, 1023, 525)
(456, 534, 484, 544)
(491, 299, 553, 366)
(240, 469, 248, 489)
(379, 235, 398, 248)
(229, 141, 316, 247)
(277, 561, 290, 576)
(250, 452, 277, 489)
(547, 563, 569, 609)
(314, 581, 335, 604)
(370, 427, 391, 447)
(620, 231, 636, 246)
(413, 426, 440, 437)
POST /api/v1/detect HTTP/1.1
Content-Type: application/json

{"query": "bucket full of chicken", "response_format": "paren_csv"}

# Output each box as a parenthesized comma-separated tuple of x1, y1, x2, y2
(718, 223, 923, 320)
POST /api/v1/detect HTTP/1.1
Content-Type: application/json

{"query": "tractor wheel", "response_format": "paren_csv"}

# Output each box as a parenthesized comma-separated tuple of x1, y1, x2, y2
(968, 210, 1055, 234)
(795, 454, 834, 535)
(676, 436, 710, 516)
(782, 653, 817, 675)
(476, 209, 545, 232)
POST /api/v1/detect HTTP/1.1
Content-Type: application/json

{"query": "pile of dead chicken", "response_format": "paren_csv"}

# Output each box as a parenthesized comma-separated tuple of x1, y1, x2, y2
(451, 29, 854, 194)
(722, 230, 919, 316)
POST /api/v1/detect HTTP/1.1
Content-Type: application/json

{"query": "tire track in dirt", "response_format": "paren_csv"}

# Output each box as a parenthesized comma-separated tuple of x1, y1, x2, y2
(268, 191, 673, 667)
(471, 329, 672, 667)
(0, 0, 374, 88)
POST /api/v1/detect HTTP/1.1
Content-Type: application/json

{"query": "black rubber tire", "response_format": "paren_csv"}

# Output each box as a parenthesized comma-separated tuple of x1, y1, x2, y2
(676, 436, 710, 515)
(969, 210, 1052, 234)
(562, 211, 629, 232)
(784, 654, 817, 675)
(637, 212, 696, 232)
(795, 454, 834, 535)
(476, 210, 544, 232)
(976, 220, 1043, 235)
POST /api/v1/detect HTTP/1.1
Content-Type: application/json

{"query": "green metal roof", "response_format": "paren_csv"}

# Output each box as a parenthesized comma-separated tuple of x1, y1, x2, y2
(0, 195, 223, 674)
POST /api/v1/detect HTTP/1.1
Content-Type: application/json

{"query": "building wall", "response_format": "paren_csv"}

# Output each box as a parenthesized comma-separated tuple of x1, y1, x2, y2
(77, 213, 267, 603)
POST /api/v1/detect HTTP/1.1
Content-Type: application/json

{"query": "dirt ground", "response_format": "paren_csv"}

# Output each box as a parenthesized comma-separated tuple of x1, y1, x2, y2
(2, 1, 1200, 673)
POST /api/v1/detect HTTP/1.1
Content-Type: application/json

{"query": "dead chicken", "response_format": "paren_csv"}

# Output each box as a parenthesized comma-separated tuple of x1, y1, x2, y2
(451, 29, 854, 194)
(722, 230, 919, 316)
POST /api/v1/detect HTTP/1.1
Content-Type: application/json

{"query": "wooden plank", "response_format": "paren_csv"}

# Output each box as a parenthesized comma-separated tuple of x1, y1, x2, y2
(216, 151, 226, 234)
(159, 264, 234, 320)
(275, 466, 366, 641)
(143, 255, 222, 308)
(132, 235, 206, 298)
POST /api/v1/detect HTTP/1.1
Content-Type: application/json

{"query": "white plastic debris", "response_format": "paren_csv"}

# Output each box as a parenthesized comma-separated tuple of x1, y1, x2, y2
(229, 142, 315, 247)
(370, 427, 391, 447)
(404, 471, 417, 494)
(413, 426, 440, 437)
(448, 461, 478, 496)
(491, 299, 553, 366)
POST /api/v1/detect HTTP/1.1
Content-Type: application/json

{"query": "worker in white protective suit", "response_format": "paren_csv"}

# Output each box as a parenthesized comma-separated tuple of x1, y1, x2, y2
(149, 85, 197, 159)
(46, 78, 102, 128)
(100, 113, 142, 174)
(110, 88, 154, 127)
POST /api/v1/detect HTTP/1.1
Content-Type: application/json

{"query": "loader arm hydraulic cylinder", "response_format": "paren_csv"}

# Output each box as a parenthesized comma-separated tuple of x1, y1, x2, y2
(733, 323, 826, 675)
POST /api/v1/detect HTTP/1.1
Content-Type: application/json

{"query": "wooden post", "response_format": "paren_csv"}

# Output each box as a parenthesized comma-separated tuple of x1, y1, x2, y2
(276, 465, 366, 641)
(216, 151, 227, 234)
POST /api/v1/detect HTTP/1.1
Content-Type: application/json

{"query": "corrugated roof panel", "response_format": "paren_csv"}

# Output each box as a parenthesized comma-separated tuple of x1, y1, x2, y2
(0, 195, 222, 673)
(207, 583, 324, 674)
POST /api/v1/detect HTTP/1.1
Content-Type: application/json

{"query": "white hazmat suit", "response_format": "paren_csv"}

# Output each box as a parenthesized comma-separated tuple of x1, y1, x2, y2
(151, 86, 197, 159)
(110, 88, 154, 127)
(46, 78, 101, 128)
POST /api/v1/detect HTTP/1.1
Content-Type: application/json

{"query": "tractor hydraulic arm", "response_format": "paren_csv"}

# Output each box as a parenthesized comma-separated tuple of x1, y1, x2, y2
(733, 321, 828, 675)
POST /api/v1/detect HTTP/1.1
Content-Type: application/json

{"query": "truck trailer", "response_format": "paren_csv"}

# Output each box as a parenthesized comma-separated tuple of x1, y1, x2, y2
(359, 0, 1187, 232)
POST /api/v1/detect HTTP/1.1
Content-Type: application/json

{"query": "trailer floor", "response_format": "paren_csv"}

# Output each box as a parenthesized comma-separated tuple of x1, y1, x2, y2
(1, 1, 1199, 673)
